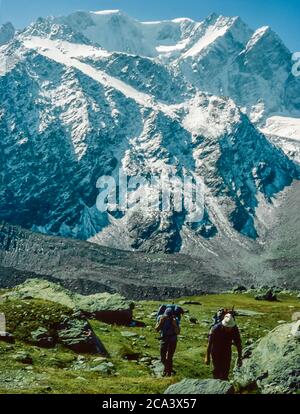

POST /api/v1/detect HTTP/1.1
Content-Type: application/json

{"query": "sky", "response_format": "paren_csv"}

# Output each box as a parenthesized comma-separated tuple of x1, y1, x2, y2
(0, 0, 299, 51)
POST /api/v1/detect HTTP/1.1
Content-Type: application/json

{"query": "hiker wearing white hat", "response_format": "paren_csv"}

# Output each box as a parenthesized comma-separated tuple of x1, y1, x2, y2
(205, 313, 243, 381)
(222, 313, 237, 328)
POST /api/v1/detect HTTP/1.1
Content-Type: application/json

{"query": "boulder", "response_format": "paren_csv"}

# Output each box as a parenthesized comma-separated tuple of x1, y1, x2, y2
(3, 279, 134, 325)
(255, 288, 278, 302)
(233, 286, 247, 293)
(234, 322, 300, 394)
(57, 317, 108, 355)
(291, 321, 300, 339)
(236, 309, 264, 317)
(151, 360, 165, 378)
(164, 379, 234, 394)
(189, 317, 198, 324)
(140, 356, 152, 365)
(31, 328, 54, 348)
(91, 362, 115, 375)
(179, 301, 202, 306)
(121, 331, 138, 338)
(13, 352, 33, 365)
(0, 332, 14, 344)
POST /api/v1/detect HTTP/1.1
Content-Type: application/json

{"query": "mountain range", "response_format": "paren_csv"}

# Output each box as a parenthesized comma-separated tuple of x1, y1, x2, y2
(0, 10, 299, 292)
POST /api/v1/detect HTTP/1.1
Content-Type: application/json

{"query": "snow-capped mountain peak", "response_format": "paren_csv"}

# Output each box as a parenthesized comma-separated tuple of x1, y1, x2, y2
(245, 25, 271, 49)
(181, 14, 251, 59)
(244, 25, 290, 55)
(22, 17, 93, 44)
(92, 9, 122, 15)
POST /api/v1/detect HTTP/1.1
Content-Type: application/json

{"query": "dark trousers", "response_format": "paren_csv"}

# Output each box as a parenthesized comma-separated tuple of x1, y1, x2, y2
(160, 337, 177, 375)
(212, 355, 231, 381)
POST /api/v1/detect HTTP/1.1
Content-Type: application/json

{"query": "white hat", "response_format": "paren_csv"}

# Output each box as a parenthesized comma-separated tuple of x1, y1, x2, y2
(222, 313, 236, 328)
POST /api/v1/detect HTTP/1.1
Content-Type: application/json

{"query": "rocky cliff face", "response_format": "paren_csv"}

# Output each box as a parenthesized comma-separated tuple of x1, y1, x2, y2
(0, 23, 15, 46)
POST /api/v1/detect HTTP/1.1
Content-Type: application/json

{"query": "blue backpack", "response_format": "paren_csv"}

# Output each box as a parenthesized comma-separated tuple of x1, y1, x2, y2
(157, 304, 184, 324)
(156, 305, 184, 339)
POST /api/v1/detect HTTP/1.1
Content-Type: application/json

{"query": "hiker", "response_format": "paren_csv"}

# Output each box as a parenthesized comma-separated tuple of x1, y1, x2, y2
(155, 308, 180, 377)
(205, 313, 243, 381)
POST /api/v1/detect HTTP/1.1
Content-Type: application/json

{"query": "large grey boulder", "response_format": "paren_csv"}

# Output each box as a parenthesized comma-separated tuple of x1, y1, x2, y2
(234, 322, 300, 394)
(164, 379, 234, 395)
(3, 279, 134, 325)
(57, 317, 107, 355)
(291, 321, 300, 339)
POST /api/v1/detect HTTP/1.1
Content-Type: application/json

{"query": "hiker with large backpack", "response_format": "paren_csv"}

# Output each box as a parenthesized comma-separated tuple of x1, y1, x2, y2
(155, 305, 183, 377)
(205, 310, 243, 381)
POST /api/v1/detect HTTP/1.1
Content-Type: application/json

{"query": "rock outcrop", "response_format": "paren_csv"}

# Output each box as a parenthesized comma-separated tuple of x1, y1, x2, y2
(291, 321, 300, 339)
(30, 328, 54, 348)
(0, 332, 14, 344)
(57, 317, 107, 354)
(0, 22, 15, 46)
(4, 279, 134, 325)
(164, 379, 234, 394)
(0, 292, 107, 354)
(255, 288, 278, 302)
(234, 322, 300, 394)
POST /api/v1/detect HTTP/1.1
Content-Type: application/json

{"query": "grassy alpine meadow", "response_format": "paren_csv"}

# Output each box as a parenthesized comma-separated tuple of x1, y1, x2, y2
(0, 291, 299, 394)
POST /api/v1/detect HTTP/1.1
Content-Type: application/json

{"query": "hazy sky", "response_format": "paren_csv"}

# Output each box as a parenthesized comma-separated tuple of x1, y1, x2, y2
(0, 0, 299, 51)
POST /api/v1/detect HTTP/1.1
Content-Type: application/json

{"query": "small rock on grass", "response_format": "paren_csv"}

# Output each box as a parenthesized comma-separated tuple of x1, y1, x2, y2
(121, 331, 138, 338)
(93, 357, 108, 363)
(91, 362, 115, 375)
(179, 301, 202, 306)
(13, 352, 33, 365)
(151, 360, 165, 378)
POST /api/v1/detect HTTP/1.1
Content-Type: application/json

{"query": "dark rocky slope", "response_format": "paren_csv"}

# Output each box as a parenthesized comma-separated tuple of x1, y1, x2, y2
(0, 222, 242, 300)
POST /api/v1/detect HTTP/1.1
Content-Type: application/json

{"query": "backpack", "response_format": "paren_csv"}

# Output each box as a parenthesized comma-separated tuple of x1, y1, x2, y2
(157, 304, 183, 339)
(157, 304, 184, 324)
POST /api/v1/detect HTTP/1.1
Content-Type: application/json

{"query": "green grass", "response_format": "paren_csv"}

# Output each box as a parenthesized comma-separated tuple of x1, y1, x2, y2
(0, 298, 73, 343)
(0, 292, 299, 394)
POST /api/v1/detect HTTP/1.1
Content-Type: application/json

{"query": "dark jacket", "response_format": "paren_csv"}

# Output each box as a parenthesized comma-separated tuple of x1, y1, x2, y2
(208, 323, 242, 360)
